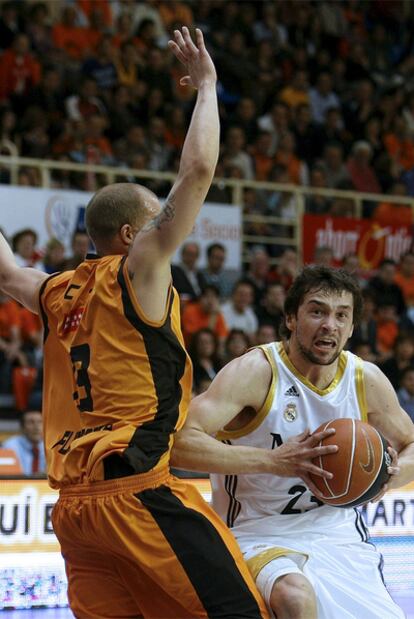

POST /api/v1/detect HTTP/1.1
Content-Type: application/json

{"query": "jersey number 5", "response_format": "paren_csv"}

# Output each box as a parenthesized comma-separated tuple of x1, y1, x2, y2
(70, 344, 94, 412)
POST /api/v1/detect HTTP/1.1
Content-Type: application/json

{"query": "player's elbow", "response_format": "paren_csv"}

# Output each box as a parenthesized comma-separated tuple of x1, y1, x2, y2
(181, 159, 215, 184)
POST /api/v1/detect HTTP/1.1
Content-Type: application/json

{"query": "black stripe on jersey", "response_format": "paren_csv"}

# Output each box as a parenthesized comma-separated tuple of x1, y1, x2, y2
(137, 485, 264, 619)
(354, 509, 387, 586)
(117, 257, 187, 474)
(354, 508, 369, 542)
(38, 272, 62, 343)
(222, 439, 242, 528)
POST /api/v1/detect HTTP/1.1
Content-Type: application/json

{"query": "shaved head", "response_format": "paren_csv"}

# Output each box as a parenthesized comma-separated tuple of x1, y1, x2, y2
(85, 183, 160, 251)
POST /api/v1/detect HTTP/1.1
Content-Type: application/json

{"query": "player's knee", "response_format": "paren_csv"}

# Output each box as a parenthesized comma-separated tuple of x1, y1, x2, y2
(270, 573, 317, 619)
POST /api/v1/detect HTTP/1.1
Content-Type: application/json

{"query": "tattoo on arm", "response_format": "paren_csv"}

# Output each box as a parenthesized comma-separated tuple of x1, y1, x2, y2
(145, 194, 176, 231)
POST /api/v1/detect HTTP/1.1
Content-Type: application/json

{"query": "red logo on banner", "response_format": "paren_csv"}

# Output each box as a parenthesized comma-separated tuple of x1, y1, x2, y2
(302, 216, 412, 268)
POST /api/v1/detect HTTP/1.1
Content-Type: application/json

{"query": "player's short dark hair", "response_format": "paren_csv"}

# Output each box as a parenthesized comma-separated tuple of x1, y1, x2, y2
(280, 265, 363, 339)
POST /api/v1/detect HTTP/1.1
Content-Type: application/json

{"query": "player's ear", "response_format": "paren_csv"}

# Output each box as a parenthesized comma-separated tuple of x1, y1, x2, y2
(119, 224, 135, 246)
(285, 313, 295, 333)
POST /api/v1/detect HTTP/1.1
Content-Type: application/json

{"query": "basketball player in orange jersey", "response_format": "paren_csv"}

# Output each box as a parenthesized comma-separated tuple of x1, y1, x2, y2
(172, 266, 414, 619)
(0, 28, 338, 619)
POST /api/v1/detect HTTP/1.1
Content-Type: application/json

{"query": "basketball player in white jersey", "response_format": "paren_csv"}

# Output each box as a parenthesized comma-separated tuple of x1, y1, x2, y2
(172, 266, 414, 619)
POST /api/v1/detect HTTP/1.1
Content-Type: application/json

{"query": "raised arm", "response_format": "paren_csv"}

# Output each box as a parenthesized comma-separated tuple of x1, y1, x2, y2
(129, 27, 218, 267)
(171, 348, 337, 490)
(0, 232, 48, 313)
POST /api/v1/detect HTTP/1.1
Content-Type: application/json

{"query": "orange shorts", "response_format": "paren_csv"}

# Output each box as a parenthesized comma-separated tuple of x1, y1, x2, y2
(53, 467, 269, 619)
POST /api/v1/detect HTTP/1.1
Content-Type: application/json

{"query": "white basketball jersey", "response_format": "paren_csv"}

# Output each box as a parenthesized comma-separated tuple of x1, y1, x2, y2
(210, 342, 368, 531)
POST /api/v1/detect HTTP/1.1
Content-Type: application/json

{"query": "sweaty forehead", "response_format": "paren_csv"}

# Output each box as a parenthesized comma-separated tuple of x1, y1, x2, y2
(303, 288, 354, 308)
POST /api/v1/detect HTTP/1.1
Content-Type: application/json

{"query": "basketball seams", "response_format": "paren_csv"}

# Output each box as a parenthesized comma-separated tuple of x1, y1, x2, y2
(310, 419, 388, 507)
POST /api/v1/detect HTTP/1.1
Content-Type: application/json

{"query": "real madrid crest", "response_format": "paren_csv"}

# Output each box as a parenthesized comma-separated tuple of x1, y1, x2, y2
(284, 402, 297, 422)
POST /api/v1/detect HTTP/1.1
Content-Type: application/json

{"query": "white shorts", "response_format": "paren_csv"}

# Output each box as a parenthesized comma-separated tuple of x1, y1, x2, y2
(239, 535, 405, 619)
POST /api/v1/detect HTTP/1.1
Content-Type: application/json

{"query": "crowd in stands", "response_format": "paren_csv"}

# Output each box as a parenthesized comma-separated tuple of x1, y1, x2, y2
(2, 226, 414, 474)
(0, 0, 414, 223)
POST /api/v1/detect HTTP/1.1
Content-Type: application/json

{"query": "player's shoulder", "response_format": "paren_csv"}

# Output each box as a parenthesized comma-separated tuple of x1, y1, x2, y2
(361, 359, 393, 393)
(226, 346, 272, 379)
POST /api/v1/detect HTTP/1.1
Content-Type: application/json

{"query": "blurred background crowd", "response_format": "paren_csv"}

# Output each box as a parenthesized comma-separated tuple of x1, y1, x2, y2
(2, 0, 414, 474)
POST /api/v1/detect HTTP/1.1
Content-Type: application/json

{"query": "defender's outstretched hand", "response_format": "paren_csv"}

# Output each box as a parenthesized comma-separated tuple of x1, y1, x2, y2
(168, 27, 216, 89)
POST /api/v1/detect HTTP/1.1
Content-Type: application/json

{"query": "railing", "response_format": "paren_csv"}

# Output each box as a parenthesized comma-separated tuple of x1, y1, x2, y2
(1, 155, 413, 265)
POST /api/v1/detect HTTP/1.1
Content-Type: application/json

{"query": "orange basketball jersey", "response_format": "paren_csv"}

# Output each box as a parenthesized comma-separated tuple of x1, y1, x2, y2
(39, 255, 192, 488)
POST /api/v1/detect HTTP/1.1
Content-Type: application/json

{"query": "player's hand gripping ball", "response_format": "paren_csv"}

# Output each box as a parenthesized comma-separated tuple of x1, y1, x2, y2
(309, 418, 391, 507)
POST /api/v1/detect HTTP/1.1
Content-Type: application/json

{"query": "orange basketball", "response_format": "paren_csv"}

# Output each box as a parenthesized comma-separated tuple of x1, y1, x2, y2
(309, 418, 391, 507)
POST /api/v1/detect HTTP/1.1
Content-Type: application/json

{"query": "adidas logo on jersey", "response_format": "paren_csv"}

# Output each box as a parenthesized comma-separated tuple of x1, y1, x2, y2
(284, 385, 300, 397)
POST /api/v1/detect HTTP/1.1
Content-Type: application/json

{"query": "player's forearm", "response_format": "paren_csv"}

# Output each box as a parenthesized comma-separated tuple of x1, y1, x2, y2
(171, 426, 274, 474)
(392, 442, 414, 488)
(178, 82, 219, 180)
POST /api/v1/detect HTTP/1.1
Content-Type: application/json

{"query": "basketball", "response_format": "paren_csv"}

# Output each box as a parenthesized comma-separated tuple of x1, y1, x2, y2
(309, 418, 391, 508)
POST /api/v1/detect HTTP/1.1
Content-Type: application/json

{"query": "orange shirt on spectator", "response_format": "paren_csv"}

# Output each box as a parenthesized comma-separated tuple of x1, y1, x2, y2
(384, 133, 414, 171)
(252, 151, 275, 181)
(395, 272, 414, 307)
(279, 86, 309, 110)
(19, 307, 41, 345)
(52, 23, 90, 60)
(372, 202, 413, 228)
(0, 299, 21, 340)
(274, 152, 302, 185)
(158, 2, 193, 28)
(0, 49, 41, 100)
(376, 319, 399, 354)
(77, 0, 112, 27)
(182, 303, 228, 347)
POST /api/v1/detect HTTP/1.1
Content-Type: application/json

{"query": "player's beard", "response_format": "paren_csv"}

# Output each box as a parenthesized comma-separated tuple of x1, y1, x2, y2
(296, 336, 342, 366)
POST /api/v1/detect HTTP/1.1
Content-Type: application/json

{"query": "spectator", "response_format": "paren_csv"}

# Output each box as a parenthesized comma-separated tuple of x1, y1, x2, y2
(2, 409, 45, 475)
(350, 339, 377, 363)
(375, 301, 400, 361)
(279, 69, 310, 111)
(313, 245, 334, 267)
(0, 292, 22, 393)
(305, 165, 332, 214)
(200, 242, 238, 300)
(82, 35, 118, 93)
(171, 241, 206, 304)
(62, 230, 90, 271)
(347, 140, 381, 195)
(258, 101, 290, 155)
(223, 328, 250, 364)
(228, 97, 259, 145)
(221, 280, 258, 341)
(12, 228, 44, 269)
(255, 283, 285, 338)
(397, 366, 414, 422)
(269, 247, 298, 291)
(395, 251, 414, 308)
(222, 126, 254, 180)
(274, 131, 308, 185)
(188, 327, 222, 393)
(0, 1, 23, 52)
(65, 77, 106, 122)
(292, 103, 319, 165)
(42, 238, 65, 274)
(349, 288, 378, 357)
(367, 259, 406, 316)
(309, 71, 340, 124)
(0, 33, 41, 110)
(181, 284, 228, 348)
(51, 5, 89, 61)
(320, 142, 350, 188)
(380, 336, 414, 390)
(255, 323, 277, 345)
